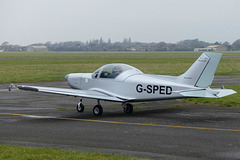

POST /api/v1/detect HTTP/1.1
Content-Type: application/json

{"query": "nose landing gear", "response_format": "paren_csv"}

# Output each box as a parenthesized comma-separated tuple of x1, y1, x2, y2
(76, 99, 84, 112)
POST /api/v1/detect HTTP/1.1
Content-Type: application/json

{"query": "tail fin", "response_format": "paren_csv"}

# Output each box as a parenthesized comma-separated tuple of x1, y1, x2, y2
(178, 52, 222, 88)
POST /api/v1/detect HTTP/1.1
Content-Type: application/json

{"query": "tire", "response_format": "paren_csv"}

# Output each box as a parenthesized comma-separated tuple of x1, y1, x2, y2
(123, 103, 133, 114)
(76, 102, 84, 112)
(93, 105, 103, 116)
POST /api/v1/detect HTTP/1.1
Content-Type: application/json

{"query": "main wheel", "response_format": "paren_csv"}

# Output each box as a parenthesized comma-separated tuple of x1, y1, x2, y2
(76, 102, 84, 112)
(123, 103, 133, 114)
(93, 105, 103, 116)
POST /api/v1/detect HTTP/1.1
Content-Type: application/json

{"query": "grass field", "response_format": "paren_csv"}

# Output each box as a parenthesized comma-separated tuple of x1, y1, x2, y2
(0, 51, 240, 83)
(0, 145, 149, 160)
(0, 51, 239, 107)
(0, 52, 239, 157)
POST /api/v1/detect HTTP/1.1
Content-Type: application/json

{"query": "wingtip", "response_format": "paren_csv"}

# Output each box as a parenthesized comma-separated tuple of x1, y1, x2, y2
(17, 85, 39, 92)
(8, 83, 17, 91)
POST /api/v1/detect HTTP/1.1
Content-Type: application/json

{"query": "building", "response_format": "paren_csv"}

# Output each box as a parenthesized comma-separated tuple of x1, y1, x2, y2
(27, 46, 48, 52)
(206, 45, 227, 51)
(194, 45, 227, 52)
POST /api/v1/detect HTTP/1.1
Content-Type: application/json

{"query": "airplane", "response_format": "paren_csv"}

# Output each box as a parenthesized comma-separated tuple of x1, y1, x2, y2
(10, 52, 236, 116)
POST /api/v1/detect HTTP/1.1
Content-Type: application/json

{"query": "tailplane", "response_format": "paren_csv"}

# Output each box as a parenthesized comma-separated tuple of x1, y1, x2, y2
(179, 88, 236, 98)
(177, 52, 222, 88)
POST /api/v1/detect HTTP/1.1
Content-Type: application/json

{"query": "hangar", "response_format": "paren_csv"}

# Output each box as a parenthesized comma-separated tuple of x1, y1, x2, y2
(27, 46, 48, 52)
(194, 45, 227, 52)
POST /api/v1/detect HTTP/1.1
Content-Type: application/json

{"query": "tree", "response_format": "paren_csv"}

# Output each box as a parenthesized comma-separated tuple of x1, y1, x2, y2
(157, 42, 167, 51)
(223, 41, 230, 46)
(128, 37, 131, 44)
(107, 38, 111, 44)
(223, 41, 231, 51)
(232, 39, 240, 50)
(1, 41, 9, 46)
(213, 41, 221, 45)
(123, 38, 128, 44)
(99, 37, 104, 44)
(45, 41, 52, 47)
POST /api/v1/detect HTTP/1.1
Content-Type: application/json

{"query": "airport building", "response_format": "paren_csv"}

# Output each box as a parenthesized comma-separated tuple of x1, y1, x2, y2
(27, 46, 48, 52)
(194, 45, 227, 52)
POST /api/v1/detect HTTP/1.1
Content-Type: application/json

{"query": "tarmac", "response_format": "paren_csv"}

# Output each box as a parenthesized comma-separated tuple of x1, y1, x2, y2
(0, 75, 240, 159)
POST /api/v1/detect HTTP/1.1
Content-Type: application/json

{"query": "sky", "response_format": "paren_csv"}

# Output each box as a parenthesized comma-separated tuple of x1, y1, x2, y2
(1, 0, 240, 45)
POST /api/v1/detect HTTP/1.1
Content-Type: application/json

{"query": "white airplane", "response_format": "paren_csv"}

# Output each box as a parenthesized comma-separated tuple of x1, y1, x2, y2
(12, 52, 236, 116)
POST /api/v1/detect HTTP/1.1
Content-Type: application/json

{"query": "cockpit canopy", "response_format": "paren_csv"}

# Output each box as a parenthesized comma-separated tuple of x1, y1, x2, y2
(92, 63, 142, 79)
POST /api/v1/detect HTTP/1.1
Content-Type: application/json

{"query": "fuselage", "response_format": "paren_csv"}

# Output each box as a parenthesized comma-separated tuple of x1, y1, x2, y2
(65, 65, 198, 102)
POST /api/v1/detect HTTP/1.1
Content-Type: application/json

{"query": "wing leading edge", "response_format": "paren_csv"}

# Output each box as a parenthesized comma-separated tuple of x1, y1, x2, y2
(17, 85, 124, 102)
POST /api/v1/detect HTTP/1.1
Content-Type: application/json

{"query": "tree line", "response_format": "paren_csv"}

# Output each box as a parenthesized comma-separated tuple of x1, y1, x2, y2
(1, 38, 240, 52)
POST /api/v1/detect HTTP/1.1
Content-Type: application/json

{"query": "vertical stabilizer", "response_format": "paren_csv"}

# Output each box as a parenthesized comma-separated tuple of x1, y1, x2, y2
(177, 52, 222, 88)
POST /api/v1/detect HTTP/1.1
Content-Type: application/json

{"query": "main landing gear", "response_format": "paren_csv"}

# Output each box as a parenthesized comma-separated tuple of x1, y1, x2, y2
(76, 99, 133, 116)
(93, 100, 103, 116)
(122, 103, 133, 114)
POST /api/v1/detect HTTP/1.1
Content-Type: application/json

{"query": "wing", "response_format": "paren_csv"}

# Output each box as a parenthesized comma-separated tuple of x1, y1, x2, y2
(17, 85, 124, 102)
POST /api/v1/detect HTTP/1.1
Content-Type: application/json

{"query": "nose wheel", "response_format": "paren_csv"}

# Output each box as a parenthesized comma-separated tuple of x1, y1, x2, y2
(76, 99, 84, 112)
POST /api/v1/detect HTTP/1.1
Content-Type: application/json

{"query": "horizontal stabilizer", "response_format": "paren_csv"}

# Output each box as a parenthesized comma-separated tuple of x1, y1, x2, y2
(180, 90, 217, 98)
(180, 88, 236, 98)
(211, 88, 237, 98)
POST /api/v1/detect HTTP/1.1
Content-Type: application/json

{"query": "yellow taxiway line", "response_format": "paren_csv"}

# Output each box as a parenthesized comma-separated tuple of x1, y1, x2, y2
(0, 89, 10, 91)
(1, 112, 240, 132)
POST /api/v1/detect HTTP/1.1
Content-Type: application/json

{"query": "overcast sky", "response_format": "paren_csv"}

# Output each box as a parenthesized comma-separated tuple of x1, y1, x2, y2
(1, 0, 240, 45)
